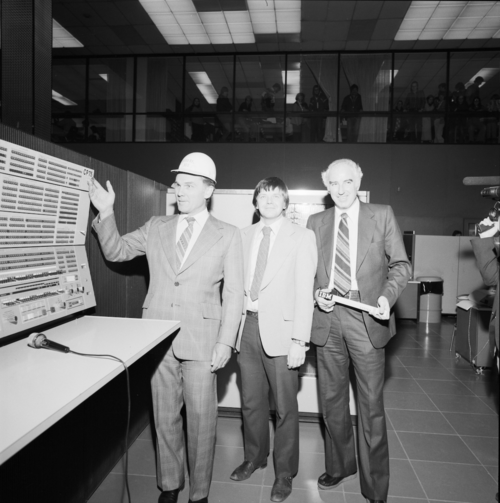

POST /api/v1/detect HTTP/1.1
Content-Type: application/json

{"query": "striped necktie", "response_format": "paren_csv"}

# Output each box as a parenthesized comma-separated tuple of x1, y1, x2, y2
(250, 226, 272, 302)
(176, 217, 195, 269)
(334, 213, 351, 295)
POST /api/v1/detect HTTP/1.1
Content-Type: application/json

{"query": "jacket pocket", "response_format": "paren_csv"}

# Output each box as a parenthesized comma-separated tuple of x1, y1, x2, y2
(201, 303, 222, 320)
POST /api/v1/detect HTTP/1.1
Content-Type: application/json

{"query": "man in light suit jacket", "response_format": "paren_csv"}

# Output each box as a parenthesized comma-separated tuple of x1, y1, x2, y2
(306, 159, 410, 503)
(89, 153, 244, 503)
(229, 177, 317, 502)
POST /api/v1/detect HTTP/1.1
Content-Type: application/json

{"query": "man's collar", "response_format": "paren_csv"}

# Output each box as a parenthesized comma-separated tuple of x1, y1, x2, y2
(179, 207, 209, 224)
(336, 197, 360, 219)
(258, 214, 285, 234)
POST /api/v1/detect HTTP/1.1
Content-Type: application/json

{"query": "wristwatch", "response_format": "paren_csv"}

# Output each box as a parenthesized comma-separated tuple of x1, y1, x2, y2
(291, 338, 309, 348)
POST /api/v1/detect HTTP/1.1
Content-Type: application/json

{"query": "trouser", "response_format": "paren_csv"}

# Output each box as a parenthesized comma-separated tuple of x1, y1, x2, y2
(316, 297, 389, 501)
(152, 346, 217, 501)
(238, 314, 300, 477)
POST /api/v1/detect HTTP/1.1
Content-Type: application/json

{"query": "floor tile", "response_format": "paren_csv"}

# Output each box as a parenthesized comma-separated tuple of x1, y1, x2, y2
(384, 392, 437, 411)
(443, 412, 499, 437)
(261, 484, 346, 503)
(343, 493, 366, 503)
(461, 435, 499, 466)
(383, 378, 423, 393)
(112, 438, 157, 476)
(397, 356, 444, 368)
(216, 417, 244, 447)
(412, 460, 497, 502)
(479, 394, 499, 414)
(386, 338, 423, 350)
(386, 458, 427, 499)
(386, 347, 432, 358)
(387, 498, 428, 503)
(463, 379, 499, 397)
(299, 422, 325, 453)
(385, 366, 413, 379)
(484, 464, 499, 479)
(415, 379, 474, 395)
(387, 430, 407, 460)
(387, 410, 454, 434)
(208, 480, 261, 503)
(406, 366, 457, 380)
(449, 367, 497, 382)
(428, 393, 496, 414)
(212, 445, 265, 485)
(397, 432, 479, 463)
(386, 357, 405, 368)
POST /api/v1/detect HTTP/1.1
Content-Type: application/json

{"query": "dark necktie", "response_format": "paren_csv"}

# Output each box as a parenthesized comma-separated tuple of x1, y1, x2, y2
(176, 217, 195, 269)
(334, 213, 351, 295)
(250, 226, 272, 301)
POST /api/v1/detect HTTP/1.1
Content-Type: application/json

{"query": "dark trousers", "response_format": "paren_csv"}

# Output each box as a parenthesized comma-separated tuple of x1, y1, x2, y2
(316, 297, 389, 501)
(238, 314, 300, 477)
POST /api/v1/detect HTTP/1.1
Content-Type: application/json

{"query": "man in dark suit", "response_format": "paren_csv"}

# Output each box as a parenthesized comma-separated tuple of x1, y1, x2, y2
(229, 177, 317, 502)
(306, 159, 411, 503)
(89, 153, 244, 503)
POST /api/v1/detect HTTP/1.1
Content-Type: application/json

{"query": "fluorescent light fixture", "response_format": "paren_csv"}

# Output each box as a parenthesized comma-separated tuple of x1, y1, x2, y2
(99, 74, 108, 82)
(466, 68, 500, 87)
(189, 72, 218, 104)
(52, 20, 84, 48)
(52, 90, 78, 106)
(395, 0, 499, 41)
(282, 69, 300, 103)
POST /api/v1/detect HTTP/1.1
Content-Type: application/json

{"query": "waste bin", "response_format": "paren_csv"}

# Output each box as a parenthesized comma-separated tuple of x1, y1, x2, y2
(416, 276, 443, 323)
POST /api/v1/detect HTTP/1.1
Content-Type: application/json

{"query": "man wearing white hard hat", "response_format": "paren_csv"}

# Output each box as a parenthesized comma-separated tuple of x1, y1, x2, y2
(89, 152, 244, 503)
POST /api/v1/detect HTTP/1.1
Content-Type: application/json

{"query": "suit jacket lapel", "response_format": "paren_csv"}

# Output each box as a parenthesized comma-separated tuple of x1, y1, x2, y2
(179, 215, 222, 273)
(357, 202, 376, 272)
(159, 215, 179, 273)
(242, 225, 258, 295)
(260, 218, 296, 290)
(319, 209, 335, 282)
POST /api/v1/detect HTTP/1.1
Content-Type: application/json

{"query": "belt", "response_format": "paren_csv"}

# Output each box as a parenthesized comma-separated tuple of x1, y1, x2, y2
(246, 310, 258, 319)
(332, 289, 360, 300)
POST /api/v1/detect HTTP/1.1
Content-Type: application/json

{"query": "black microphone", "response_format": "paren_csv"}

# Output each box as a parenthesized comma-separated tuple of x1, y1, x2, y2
(27, 333, 70, 353)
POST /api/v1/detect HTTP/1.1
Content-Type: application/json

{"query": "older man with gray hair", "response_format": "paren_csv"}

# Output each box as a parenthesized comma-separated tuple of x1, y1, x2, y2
(306, 159, 410, 503)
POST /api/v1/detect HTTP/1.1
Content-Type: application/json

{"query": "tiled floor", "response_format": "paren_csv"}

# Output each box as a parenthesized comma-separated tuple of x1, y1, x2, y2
(89, 318, 498, 503)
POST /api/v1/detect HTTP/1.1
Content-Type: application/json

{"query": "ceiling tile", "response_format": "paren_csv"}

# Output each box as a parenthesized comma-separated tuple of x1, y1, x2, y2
(129, 45, 152, 54)
(390, 40, 417, 50)
(347, 20, 377, 40)
(109, 45, 136, 55)
(436, 40, 463, 50)
(301, 21, 325, 41)
(92, 26, 124, 46)
(89, 2, 129, 26)
(345, 40, 369, 50)
(134, 25, 168, 45)
(413, 40, 440, 50)
(257, 43, 281, 52)
(116, 1, 155, 25)
(322, 41, 347, 50)
(368, 40, 392, 50)
(459, 39, 489, 49)
(379, 1, 411, 19)
(323, 22, 350, 41)
(483, 39, 500, 49)
(353, 1, 383, 20)
(302, 1, 329, 21)
(220, 0, 249, 11)
(193, 0, 222, 12)
(299, 40, 323, 51)
(68, 26, 103, 46)
(327, 1, 355, 21)
(53, 5, 82, 27)
(255, 33, 279, 44)
(63, 2, 103, 27)
(150, 44, 173, 54)
(87, 45, 113, 55)
(372, 19, 402, 40)
(111, 26, 147, 45)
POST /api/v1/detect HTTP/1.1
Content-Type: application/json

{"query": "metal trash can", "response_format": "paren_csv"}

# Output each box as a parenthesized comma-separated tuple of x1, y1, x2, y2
(416, 276, 443, 323)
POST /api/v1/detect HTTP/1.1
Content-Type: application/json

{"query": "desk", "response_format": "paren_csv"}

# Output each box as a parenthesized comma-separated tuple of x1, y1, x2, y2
(0, 316, 180, 465)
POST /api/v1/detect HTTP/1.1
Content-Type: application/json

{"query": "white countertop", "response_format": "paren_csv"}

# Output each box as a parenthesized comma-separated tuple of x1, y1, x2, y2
(0, 315, 180, 464)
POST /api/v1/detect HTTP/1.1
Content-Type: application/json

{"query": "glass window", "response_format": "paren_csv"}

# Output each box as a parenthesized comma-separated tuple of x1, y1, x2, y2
(136, 57, 183, 142)
(449, 51, 500, 144)
(339, 54, 391, 143)
(184, 56, 234, 143)
(87, 115, 133, 143)
(394, 52, 447, 143)
(52, 58, 86, 115)
(287, 54, 338, 143)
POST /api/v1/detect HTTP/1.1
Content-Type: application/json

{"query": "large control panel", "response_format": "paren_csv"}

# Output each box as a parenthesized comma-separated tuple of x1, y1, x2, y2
(0, 140, 96, 340)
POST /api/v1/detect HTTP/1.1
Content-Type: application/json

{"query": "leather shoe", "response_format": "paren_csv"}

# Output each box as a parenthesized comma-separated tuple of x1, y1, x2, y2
(230, 460, 267, 481)
(318, 472, 357, 490)
(270, 477, 292, 502)
(188, 499, 208, 503)
(158, 489, 180, 503)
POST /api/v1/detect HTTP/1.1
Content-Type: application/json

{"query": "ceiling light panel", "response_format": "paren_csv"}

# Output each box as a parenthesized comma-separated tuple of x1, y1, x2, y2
(52, 20, 84, 48)
(395, 0, 500, 41)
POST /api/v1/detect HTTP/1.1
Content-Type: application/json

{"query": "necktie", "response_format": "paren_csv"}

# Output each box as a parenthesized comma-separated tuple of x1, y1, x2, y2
(250, 226, 272, 302)
(176, 217, 195, 269)
(334, 213, 351, 295)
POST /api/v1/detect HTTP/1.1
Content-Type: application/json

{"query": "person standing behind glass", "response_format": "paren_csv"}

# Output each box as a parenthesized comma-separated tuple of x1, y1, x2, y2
(421, 95, 435, 143)
(238, 96, 259, 142)
(340, 84, 363, 143)
(216, 87, 233, 142)
(434, 94, 446, 143)
(186, 98, 205, 142)
(404, 81, 426, 142)
(310, 85, 329, 142)
(291, 93, 309, 143)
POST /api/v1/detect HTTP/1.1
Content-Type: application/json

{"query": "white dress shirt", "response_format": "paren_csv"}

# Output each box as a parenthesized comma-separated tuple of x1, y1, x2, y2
(247, 216, 285, 312)
(328, 197, 360, 291)
(176, 208, 210, 267)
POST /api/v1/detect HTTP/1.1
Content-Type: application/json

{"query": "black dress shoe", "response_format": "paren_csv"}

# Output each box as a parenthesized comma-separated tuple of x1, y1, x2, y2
(270, 477, 292, 502)
(158, 489, 180, 503)
(188, 499, 208, 503)
(230, 460, 267, 481)
(317, 472, 357, 490)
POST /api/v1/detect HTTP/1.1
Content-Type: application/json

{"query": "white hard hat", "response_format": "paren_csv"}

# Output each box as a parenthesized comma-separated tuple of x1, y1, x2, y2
(171, 152, 217, 184)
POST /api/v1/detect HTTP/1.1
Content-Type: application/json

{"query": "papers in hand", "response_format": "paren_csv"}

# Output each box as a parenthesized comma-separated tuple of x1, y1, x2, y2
(331, 294, 379, 316)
